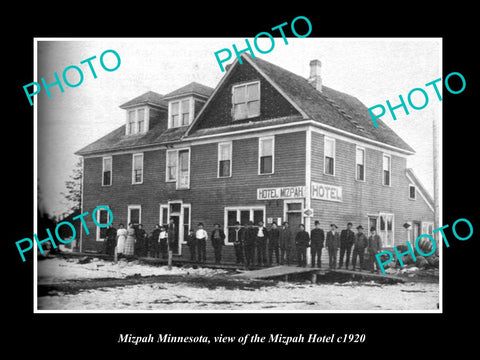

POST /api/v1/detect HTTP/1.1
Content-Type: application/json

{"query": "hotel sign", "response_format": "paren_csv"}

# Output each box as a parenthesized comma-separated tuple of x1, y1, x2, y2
(311, 181, 342, 202)
(257, 186, 306, 200)
(257, 183, 342, 202)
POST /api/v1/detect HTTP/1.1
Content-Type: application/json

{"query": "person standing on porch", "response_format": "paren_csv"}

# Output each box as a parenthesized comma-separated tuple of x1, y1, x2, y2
(116, 223, 127, 258)
(244, 221, 256, 269)
(368, 227, 382, 273)
(229, 221, 244, 264)
(150, 224, 161, 258)
(255, 220, 268, 266)
(310, 220, 325, 268)
(158, 226, 168, 259)
(124, 223, 136, 258)
(211, 223, 225, 264)
(295, 224, 310, 267)
(352, 225, 368, 271)
(268, 222, 280, 265)
(104, 223, 117, 256)
(279, 221, 295, 265)
(186, 229, 196, 262)
(339, 222, 355, 269)
(326, 224, 339, 269)
(196, 223, 208, 263)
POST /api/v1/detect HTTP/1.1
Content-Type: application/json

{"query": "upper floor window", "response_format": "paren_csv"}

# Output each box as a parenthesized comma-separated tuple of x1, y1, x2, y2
(218, 142, 232, 178)
(324, 137, 335, 175)
(170, 99, 191, 128)
(232, 81, 260, 120)
(383, 154, 391, 186)
(132, 153, 143, 184)
(409, 184, 416, 200)
(102, 156, 112, 186)
(356, 147, 365, 181)
(259, 136, 274, 175)
(127, 108, 147, 135)
(166, 148, 190, 189)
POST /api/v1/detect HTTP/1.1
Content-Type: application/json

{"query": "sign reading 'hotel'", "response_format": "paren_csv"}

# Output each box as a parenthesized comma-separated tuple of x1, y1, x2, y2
(257, 182, 342, 202)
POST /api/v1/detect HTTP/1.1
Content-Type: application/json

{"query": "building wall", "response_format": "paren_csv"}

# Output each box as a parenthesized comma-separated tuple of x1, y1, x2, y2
(309, 131, 433, 248)
(192, 60, 300, 131)
(81, 130, 307, 262)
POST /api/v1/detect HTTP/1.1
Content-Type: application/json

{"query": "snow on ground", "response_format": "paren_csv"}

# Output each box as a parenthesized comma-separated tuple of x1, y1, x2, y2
(37, 258, 439, 311)
(37, 257, 226, 284)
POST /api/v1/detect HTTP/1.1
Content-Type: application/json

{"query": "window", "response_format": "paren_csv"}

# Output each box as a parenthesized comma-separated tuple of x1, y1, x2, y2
(166, 150, 177, 182)
(259, 136, 274, 175)
(379, 213, 394, 247)
(128, 205, 141, 227)
(96, 206, 111, 241)
(409, 184, 416, 200)
(126, 108, 147, 135)
(128, 111, 136, 135)
(218, 142, 232, 178)
(182, 204, 191, 244)
(324, 137, 335, 175)
(102, 156, 112, 186)
(356, 147, 365, 181)
(165, 149, 190, 189)
(137, 109, 145, 133)
(232, 81, 260, 120)
(422, 221, 434, 235)
(132, 153, 143, 184)
(178, 150, 190, 189)
(224, 206, 265, 244)
(170, 99, 191, 128)
(383, 154, 391, 186)
(159, 204, 168, 226)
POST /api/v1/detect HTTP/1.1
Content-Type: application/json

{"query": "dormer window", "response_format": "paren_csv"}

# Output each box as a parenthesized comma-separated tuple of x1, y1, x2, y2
(232, 81, 260, 120)
(169, 98, 194, 128)
(126, 107, 148, 135)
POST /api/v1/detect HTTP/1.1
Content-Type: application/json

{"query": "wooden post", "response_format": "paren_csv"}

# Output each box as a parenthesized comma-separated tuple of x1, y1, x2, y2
(114, 246, 118, 264)
(167, 241, 172, 270)
(311, 273, 317, 283)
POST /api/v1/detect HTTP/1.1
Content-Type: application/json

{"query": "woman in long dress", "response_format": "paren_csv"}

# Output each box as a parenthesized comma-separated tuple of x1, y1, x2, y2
(116, 223, 127, 257)
(124, 223, 136, 257)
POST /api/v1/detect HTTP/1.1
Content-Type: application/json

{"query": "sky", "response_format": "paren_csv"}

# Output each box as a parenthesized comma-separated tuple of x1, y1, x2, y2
(36, 38, 441, 218)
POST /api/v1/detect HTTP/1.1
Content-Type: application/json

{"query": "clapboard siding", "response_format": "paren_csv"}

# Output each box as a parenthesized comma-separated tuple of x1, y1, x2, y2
(309, 131, 433, 247)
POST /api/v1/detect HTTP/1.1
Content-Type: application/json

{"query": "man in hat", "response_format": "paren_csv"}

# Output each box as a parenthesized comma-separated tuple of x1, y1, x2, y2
(229, 221, 244, 264)
(268, 222, 280, 265)
(310, 220, 325, 268)
(295, 224, 310, 267)
(368, 227, 383, 273)
(339, 222, 355, 269)
(352, 225, 368, 271)
(211, 223, 225, 264)
(255, 220, 269, 266)
(244, 221, 257, 269)
(196, 223, 208, 263)
(326, 224, 340, 269)
(279, 221, 295, 265)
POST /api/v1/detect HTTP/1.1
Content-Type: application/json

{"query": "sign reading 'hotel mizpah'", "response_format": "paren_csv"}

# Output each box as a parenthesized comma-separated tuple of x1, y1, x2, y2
(257, 182, 342, 202)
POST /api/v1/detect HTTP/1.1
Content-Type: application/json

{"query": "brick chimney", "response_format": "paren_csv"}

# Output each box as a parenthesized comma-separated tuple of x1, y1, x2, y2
(308, 59, 322, 92)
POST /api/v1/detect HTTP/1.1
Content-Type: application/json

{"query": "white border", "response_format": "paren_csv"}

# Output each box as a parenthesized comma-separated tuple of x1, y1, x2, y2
(33, 37, 443, 314)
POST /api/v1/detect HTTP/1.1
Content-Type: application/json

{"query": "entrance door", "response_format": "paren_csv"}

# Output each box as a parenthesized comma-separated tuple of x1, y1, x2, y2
(412, 221, 421, 246)
(287, 212, 302, 234)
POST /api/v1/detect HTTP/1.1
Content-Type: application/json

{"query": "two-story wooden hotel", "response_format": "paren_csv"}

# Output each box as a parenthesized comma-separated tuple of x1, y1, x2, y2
(76, 53, 434, 263)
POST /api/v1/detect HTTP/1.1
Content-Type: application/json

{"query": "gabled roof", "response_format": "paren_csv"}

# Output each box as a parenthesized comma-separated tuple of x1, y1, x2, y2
(186, 54, 414, 154)
(162, 82, 214, 100)
(75, 123, 187, 156)
(119, 91, 167, 109)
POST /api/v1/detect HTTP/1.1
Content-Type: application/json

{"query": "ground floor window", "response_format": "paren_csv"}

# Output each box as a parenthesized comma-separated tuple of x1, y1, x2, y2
(225, 206, 265, 244)
(128, 205, 141, 227)
(367, 212, 394, 247)
(96, 206, 111, 241)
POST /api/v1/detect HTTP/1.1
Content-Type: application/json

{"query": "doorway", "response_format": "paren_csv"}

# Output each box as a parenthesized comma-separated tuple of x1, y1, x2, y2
(284, 200, 303, 234)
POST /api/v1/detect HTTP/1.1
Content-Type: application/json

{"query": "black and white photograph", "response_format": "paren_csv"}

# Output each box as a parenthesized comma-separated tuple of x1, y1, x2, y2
(34, 38, 442, 312)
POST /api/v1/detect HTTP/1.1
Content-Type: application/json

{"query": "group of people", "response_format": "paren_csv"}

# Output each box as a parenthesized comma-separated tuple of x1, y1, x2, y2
(102, 218, 383, 272)
(103, 218, 178, 259)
